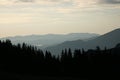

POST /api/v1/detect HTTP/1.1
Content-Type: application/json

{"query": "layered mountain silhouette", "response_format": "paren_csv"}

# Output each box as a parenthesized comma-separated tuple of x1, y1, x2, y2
(0, 33, 99, 49)
(46, 28, 120, 55)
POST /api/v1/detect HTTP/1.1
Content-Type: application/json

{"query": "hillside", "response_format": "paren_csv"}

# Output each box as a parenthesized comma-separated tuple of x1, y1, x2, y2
(46, 28, 120, 55)
(0, 40, 120, 79)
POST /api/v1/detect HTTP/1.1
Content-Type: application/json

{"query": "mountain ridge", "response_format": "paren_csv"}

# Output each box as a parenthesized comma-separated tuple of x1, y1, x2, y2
(46, 28, 120, 55)
(0, 33, 99, 49)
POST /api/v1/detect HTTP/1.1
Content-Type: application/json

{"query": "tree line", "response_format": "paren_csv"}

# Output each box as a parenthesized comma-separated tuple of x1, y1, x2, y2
(0, 39, 120, 78)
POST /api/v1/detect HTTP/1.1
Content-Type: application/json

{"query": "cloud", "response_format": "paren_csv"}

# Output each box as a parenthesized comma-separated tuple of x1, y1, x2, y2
(0, 13, 33, 24)
(1, 0, 120, 6)
(0, 0, 120, 14)
(0, 0, 120, 5)
(98, 0, 120, 4)
(16, 0, 35, 3)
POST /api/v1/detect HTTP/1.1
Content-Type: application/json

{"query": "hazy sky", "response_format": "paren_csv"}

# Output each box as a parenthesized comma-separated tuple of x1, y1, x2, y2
(0, 0, 120, 37)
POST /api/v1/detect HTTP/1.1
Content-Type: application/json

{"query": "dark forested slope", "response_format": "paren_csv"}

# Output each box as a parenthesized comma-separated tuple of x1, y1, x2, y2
(0, 40, 120, 79)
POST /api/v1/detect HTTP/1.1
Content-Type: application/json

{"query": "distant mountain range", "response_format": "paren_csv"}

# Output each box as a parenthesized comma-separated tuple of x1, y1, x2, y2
(0, 33, 99, 49)
(46, 28, 120, 55)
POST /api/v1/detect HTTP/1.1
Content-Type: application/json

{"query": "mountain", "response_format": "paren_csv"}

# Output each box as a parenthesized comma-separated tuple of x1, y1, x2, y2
(46, 28, 120, 55)
(0, 33, 99, 49)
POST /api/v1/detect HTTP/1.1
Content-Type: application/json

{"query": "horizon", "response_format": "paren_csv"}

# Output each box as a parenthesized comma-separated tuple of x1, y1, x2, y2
(0, 0, 120, 37)
(1, 28, 119, 38)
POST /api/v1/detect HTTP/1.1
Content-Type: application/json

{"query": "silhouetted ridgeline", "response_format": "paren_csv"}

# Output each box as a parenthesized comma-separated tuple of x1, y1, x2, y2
(0, 39, 120, 78)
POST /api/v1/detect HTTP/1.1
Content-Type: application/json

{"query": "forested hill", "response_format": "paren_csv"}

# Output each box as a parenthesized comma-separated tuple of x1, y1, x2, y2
(0, 40, 120, 79)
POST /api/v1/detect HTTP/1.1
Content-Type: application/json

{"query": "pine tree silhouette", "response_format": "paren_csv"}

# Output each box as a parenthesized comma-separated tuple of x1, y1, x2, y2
(0, 39, 120, 78)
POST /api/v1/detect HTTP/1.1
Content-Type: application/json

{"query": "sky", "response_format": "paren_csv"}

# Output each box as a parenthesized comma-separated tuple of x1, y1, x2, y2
(0, 0, 120, 37)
